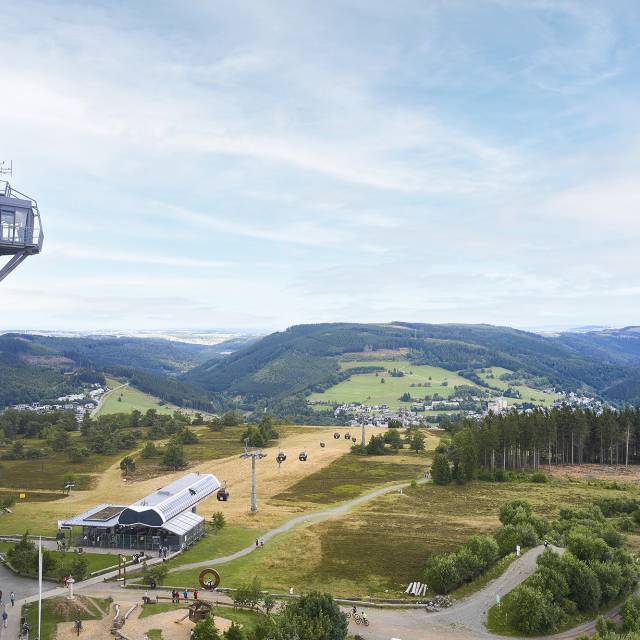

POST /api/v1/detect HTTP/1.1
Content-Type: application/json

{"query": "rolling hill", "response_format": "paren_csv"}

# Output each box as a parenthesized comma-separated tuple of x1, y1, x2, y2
(183, 323, 640, 408)
(0, 333, 253, 411)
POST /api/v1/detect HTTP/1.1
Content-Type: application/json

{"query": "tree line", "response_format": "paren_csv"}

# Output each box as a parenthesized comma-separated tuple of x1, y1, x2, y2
(437, 406, 640, 481)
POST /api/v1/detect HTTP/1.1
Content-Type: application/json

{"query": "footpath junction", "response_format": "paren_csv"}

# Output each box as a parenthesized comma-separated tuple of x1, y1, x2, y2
(59, 473, 220, 552)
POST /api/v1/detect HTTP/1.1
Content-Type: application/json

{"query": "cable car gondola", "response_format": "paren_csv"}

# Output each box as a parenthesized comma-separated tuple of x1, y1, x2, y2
(344, 432, 351, 440)
(0, 179, 44, 282)
(276, 451, 287, 465)
(320, 442, 326, 448)
(299, 451, 308, 462)
(351, 437, 357, 443)
(216, 481, 230, 502)
(333, 432, 340, 439)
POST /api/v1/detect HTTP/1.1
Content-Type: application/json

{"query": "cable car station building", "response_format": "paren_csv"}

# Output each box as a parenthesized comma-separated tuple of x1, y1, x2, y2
(60, 473, 219, 552)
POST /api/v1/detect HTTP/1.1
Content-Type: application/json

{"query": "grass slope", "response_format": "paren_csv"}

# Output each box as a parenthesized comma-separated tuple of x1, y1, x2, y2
(165, 478, 639, 598)
(310, 359, 476, 409)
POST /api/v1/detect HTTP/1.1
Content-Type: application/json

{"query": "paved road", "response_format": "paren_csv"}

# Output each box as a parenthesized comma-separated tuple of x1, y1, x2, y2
(343, 545, 565, 640)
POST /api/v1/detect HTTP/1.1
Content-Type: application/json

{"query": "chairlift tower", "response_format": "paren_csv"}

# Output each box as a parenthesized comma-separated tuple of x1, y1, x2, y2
(240, 440, 266, 513)
(0, 164, 44, 282)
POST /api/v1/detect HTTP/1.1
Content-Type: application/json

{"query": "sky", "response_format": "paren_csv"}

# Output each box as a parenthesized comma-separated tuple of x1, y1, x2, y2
(1, 0, 640, 332)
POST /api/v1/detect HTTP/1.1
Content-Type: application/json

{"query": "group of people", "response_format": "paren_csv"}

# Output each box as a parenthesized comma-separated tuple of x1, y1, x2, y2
(158, 546, 170, 560)
(170, 588, 198, 603)
(132, 552, 145, 564)
(255, 538, 265, 548)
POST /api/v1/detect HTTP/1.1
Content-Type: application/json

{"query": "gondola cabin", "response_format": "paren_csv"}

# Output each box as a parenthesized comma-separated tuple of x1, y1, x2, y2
(216, 482, 229, 502)
(333, 433, 340, 439)
(0, 181, 44, 282)
(276, 452, 287, 464)
(344, 432, 351, 439)
(298, 451, 308, 462)
(320, 442, 325, 448)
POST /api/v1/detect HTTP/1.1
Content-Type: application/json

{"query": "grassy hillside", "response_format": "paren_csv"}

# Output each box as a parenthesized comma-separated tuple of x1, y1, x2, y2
(0, 333, 223, 411)
(184, 323, 640, 410)
(98, 378, 182, 416)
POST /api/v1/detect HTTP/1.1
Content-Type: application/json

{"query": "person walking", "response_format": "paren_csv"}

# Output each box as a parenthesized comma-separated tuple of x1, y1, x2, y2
(193, 589, 198, 600)
(9, 592, 15, 607)
(74, 618, 82, 636)
(2, 610, 8, 629)
(183, 588, 189, 601)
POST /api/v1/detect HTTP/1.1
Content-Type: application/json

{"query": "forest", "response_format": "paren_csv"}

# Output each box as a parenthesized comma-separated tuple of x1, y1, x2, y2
(438, 406, 640, 482)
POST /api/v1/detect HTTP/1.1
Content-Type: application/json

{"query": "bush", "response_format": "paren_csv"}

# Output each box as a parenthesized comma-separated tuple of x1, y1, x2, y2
(455, 548, 484, 582)
(499, 499, 532, 525)
(527, 566, 569, 601)
(503, 585, 565, 634)
(142, 562, 168, 586)
(616, 516, 636, 532)
(591, 560, 623, 602)
(424, 553, 460, 593)
(561, 554, 602, 612)
(140, 441, 159, 458)
(193, 616, 221, 640)
(621, 595, 640, 632)
(566, 531, 612, 563)
(594, 497, 638, 517)
(494, 523, 538, 556)
(466, 535, 499, 570)
(275, 591, 348, 640)
(530, 472, 548, 483)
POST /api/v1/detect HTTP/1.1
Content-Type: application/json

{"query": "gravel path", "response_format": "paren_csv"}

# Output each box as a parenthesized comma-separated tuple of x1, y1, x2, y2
(170, 478, 428, 573)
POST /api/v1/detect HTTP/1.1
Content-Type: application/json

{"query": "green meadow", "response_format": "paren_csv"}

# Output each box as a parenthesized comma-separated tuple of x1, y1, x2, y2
(309, 359, 474, 409)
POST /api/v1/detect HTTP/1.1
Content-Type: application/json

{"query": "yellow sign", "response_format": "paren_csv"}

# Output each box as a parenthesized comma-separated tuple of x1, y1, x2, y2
(19, 493, 26, 499)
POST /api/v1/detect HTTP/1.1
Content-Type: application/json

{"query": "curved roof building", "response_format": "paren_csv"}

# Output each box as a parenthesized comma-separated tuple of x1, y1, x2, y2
(61, 472, 220, 551)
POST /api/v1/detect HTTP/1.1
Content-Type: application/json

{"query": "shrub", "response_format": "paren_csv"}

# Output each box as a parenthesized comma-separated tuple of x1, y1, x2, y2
(616, 515, 636, 532)
(566, 531, 612, 563)
(455, 548, 484, 582)
(466, 535, 499, 570)
(193, 616, 221, 640)
(594, 497, 638, 517)
(503, 585, 565, 634)
(499, 500, 532, 526)
(494, 523, 538, 557)
(424, 553, 460, 593)
(140, 441, 159, 458)
(530, 472, 548, 483)
(591, 560, 623, 602)
(561, 554, 601, 612)
(527, 566, 569, 601)
(621, 596, 640, 632)
(141, 562, 168, 586)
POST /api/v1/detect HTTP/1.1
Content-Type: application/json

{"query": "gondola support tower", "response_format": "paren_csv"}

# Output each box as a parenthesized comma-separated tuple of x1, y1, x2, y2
(240, 440, 266, 513)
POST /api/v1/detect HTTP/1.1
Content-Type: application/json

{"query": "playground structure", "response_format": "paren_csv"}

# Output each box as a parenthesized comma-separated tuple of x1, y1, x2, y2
(198, 568, 221, 591)
(188, 600, 213, 622)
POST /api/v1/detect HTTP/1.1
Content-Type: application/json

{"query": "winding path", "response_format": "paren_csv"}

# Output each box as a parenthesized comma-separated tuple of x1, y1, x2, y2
(170, 478, 428, 573)
(3, 477, 628, 640)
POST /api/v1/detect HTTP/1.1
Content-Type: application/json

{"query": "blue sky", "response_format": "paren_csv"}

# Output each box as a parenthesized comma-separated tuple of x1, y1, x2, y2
(1, 0, 639, 331)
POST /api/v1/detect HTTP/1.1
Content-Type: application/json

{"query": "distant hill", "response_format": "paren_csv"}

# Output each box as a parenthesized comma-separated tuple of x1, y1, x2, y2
(0, 333, 254, 410)
(5, 324, 640, 415)
(183, 322, 640, 407)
